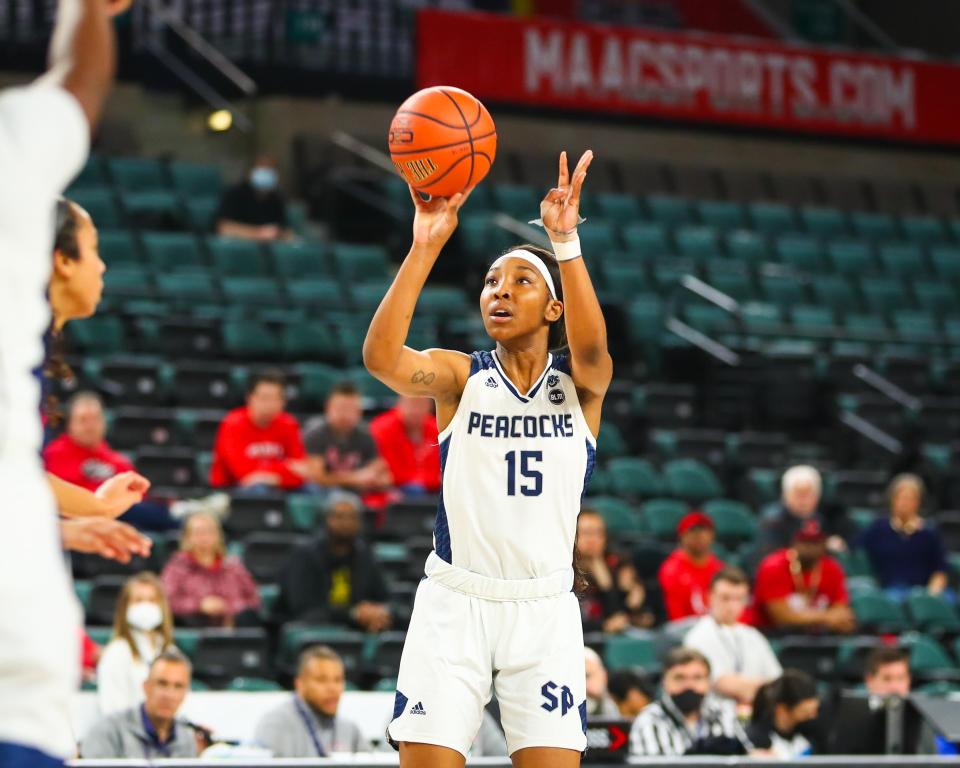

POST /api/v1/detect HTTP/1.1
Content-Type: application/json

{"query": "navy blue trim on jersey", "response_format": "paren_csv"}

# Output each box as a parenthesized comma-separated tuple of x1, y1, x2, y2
(491, 351, 553, 404)
(553, 353, 571, 375)
(469, 350, 495, 377)
(578, 701, 588, 734)
(0, 742, 64, 768)
(582, 439, 596, 498)
(433, 435, 452, 562)
(392, 690, 409, 721)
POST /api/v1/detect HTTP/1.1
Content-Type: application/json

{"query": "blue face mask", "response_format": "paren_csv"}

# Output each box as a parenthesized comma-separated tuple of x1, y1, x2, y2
(250, 166, 278, 192)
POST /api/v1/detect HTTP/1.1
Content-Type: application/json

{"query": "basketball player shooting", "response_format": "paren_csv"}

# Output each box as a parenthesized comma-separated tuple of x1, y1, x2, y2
(364, 149, 612, 768)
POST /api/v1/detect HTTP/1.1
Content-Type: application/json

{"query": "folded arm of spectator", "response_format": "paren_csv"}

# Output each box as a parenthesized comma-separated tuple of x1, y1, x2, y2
(49, 470, 149, 519)
(765, 599, 855, 633)
(713, 674, 769, 705)
(305, 455, 393, 491)
(928, 571, 948, 595)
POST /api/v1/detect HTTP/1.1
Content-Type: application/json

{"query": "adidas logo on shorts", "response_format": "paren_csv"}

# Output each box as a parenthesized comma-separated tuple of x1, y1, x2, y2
(485, 376, 498, 388)
(409, 701, 427, 715)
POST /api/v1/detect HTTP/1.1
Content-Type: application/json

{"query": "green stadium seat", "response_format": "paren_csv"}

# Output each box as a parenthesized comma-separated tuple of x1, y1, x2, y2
(185, 196, 220, 233)
(675, 225, 720, 260)
(684, 304, 736, 334)
(103, 267, 153, 299)
(222, 318, 280, 358)
(270, 241, 329, 279)
(741, 302, 781, 333)
(790, 304, 836, 332)
(663, 459, 723, 502)
(703, 499, 758, 547)
(226, 677, 282, 692)
(578, 221, 618, 253)
(827, 240, 876, 276)
(141, 231, 206, 273)
(221, 276, 283, 306)
(69, 188, 123, 229)
(286, 277, 349, 310)
(878, 243, 927, 277)
(605, 457, 664, 498)
(811, 275, 858, 311)
(724, 231, 769, 265)
(210, 238, 269, 277)
(900, 633, 957, 680)
(75, 580, 93, 612)
(584, 496, 642, 534)
(646, 194, 693, 226)
(760, 274, 806, 308)
(352, 281, 392, 312)
(108, 156, 166, 192)
(417, 286, 469, 318)
(67, 316, 126, 354)
(905, 591, 960, 634)
(843, 312, 888, 336)
(599, 263, 650, 301)
(332, 243, 390, 281)
(775, 235, 826, 272)
(696, 201, 746, 230)
(346, 367, 394, 401)
(860, 276, 911, 312)
(900, 215, 946, 245)
(595, 192, 642, 222)
(912, 280, 956, 315)
(456, 214, 492, 258)
(929, 246, 960, 281)
(851, 212, 897, 241)
(851, 592, 908, 633)
(641, 498, 688, 540)
(68, 155, 107, 191)
(492, 184, 539, 213)
(294, 363, 340, 408)
(123, 191, 184, 228)
(280, 321, 341, 361)
(170, 161, 223, 198)
(704, 267, 754, 301)
(173, 628, 200, 659)
(944, 318, 960, 342)
(155, 272, 218, 303)
(598, 421, 628, 459)
(622, 222, 670, 257)
(892, 310, 939, 341)
(652, 259, 697, 291)
(286, 494, 326, 532)
(627, 294, 663, 343)
(604, 633, 658, 672)
(98, 230, 142, 267)
(749, 202, 797, 235)
(800, 206, 847, 237)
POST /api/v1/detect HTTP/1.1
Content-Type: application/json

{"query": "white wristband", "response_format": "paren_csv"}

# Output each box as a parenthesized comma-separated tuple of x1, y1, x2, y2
(550, 235, 582, 262)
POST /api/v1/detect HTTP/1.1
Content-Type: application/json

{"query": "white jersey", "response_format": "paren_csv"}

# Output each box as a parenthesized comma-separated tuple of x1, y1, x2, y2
(433, 350, 596, 580)
(0, 84, 89, 758)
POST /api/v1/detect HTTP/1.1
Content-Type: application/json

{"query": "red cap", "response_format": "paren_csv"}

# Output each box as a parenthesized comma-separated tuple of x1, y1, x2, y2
(793, 520, 826, 543)
(677, 511, 714, 536)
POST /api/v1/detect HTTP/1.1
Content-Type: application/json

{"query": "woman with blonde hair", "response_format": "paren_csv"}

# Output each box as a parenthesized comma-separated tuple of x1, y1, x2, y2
(161, 511, 261, 627)
(96, 572, 173, 714)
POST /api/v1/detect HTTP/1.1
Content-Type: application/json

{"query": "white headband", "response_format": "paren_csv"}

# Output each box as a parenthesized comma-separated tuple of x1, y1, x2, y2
(488, 249, 558, 299)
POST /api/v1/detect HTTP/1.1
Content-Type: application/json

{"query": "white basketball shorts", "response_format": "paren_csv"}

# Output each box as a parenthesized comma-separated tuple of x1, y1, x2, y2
(387, 553, 587, 757)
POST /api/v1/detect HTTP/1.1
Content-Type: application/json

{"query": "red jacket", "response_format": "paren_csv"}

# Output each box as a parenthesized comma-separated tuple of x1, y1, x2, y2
(160, 550, 261, 621)
(209, 407, 306, 489)
(658, 549, 725, 621)
(43, 434, 134, 491)
(369, 407, 441, 493)
(752, 548, 849, 628)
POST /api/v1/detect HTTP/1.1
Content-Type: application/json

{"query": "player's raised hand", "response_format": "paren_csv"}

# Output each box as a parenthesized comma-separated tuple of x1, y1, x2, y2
(60, 517, 152, 563)
(540, 150, 593, 240)
(409, 185, 473, 251)
(94, 470, 151, 518)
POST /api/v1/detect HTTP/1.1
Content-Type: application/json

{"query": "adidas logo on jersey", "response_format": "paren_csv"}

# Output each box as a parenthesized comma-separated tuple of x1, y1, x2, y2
(409, 701, 427, 715)
(485, 376, 498, 388)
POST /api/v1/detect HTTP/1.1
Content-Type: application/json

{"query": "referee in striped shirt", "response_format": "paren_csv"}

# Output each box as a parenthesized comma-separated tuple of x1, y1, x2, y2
(630, 648, 753, 756)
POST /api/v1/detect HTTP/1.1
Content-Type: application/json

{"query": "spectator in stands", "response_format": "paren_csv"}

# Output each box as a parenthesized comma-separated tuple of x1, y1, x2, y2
(747, 670, 821, 758)
(856, 474, 951, 602)
(275, 491, 391, 631)
(80, 628, 102, 685)
(753, 521, 855, 634)
(160, 511, 261, 628)
(97, 573, 174, 715)
(216, 154, 292, 242)
(629, 648, 751, 756)
(44, 391, 227, 531)
(370, 395, 441, 496)
(576, 508, 655, 632)
(302, 381, 392, 505)
(585, 647, 621, 717)
(864, 646, 911, 698)
(254, 645, 369, 756)
(608, 671, 654, 720)
(760, 465, 850, 555)
(81, 648, 197, 758)
(210, 369, 310, 492)
(685, 567, 782, 706)
(658, 511, 725, 623)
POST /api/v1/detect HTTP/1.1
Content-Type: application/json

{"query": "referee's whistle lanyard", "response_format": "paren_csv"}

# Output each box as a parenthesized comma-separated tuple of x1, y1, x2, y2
(293, 695, 328, 757)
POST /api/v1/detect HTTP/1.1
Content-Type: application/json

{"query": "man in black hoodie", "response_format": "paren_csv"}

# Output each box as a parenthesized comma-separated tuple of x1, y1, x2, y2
(276, 491, 391, 632)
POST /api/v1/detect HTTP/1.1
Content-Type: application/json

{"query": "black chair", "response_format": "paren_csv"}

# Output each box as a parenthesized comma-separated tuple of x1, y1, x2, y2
(673, 428, 727, 468)
(243, 532, 306, 583)
(774, 635, 843, 681)
(735, 431, 788, 469)
(109, 406, 179, 451)
(372, 631, 407, 682)
(280, 623, 368, 681)
(225, 494, 292, 536)
(153, 319, 223, 360)
(87, 575, 127, 625)
(135, 446, 197, 487)
(193, 628, 270, 687)
(378, 497, 437, 541)
(169, 360, 237, 408)
(98, 356, 167, 405)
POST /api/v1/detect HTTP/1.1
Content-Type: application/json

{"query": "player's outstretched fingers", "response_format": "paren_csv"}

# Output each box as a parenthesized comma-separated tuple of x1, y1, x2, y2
(557, 150, 570, 189)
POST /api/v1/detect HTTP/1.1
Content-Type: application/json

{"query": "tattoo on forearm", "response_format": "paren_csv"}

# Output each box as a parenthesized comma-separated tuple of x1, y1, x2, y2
(411, 370, 436, 385)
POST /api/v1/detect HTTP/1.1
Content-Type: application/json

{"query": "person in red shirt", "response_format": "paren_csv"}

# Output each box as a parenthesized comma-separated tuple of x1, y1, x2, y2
(658, 511, 725, 622)
(752, 521, 855, 633)
(369, 396, 441, 495)
(210, 369, 309, 491)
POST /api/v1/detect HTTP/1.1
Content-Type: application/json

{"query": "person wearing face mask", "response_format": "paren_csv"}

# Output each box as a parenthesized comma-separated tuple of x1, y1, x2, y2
(747, 670, 821, 758)
(629, 648, 752, 756)
(97, 572, 174, 714)
(215, 154, 292, 242)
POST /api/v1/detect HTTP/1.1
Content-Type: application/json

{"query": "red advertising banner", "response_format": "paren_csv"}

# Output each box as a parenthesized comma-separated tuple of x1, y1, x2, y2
(416, 9, 960, 146)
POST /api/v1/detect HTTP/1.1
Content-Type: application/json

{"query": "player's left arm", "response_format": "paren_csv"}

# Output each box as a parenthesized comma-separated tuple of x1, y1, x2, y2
(540, 150, 613, 437)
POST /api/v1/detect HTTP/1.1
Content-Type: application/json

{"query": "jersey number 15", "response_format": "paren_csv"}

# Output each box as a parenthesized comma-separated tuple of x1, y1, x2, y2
(505, 450, 543, 497)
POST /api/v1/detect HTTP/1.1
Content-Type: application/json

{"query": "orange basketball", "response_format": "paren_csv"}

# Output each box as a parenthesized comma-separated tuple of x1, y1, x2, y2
(388, 86, 497, 199)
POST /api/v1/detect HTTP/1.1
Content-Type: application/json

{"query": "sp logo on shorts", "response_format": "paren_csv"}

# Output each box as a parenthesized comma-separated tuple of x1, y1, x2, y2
(541, 681, 575, 716)
(547, 374, 559, 387)
(548, 388, 565, 405)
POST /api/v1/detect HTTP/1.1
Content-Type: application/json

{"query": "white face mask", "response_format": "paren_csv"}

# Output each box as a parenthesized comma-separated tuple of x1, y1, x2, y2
(126, 601, 163, 632)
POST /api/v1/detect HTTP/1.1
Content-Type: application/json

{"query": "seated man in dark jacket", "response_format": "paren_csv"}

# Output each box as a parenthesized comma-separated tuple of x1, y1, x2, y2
(276, 490, 391, 632)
